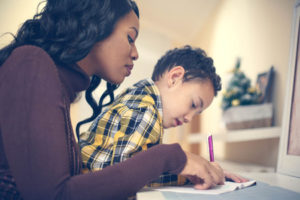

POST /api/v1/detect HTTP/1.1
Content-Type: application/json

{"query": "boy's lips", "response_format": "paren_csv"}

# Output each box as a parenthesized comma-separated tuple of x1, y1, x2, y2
(175, 119, 183, 126)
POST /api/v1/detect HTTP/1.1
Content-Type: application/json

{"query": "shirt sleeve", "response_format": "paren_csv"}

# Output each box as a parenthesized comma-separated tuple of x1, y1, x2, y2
(0, 46, 187, 200)
(80, 104, 163, 170)
(147, 173, 189, 187)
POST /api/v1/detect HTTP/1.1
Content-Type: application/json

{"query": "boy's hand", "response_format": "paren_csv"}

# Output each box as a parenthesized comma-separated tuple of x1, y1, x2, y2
(179, 152, 224, 190)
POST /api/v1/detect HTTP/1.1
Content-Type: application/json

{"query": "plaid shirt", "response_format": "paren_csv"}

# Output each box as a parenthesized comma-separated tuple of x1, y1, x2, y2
(80, 78, 187, 186)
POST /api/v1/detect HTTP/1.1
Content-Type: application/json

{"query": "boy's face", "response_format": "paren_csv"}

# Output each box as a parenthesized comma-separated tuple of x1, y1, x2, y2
(159, 67, 215, 129)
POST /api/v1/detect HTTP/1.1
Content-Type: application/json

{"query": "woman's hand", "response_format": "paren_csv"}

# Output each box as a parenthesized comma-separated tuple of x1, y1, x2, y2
(224, 171, 249, 183)
(179, 151, 225, 190)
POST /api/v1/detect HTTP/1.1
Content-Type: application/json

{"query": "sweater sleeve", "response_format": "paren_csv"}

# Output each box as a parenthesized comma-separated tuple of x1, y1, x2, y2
(0, 46, 187, 200)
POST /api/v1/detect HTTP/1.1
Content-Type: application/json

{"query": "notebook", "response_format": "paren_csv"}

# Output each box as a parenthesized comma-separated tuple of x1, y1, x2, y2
(153, 180, 256, 195)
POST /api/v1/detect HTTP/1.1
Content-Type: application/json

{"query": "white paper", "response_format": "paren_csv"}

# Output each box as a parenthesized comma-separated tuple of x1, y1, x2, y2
(153, 180, 256, 195)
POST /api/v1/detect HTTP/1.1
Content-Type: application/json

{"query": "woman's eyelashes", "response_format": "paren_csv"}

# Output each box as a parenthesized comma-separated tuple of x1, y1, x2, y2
(127, 35, 134, 44)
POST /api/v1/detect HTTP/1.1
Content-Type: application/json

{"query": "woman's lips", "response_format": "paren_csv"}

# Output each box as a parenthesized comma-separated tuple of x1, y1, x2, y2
(125, 65, 133, 76)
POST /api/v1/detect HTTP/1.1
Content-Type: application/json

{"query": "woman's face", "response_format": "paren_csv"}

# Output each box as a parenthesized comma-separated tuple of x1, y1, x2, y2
(77, 10, 139, 84)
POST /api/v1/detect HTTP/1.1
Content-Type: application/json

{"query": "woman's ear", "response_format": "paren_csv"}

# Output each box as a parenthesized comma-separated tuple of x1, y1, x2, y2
(167, 66, 185, 88)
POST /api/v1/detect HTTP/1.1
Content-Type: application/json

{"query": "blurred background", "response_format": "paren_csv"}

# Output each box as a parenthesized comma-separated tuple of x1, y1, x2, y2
(0, 0, 296, 172)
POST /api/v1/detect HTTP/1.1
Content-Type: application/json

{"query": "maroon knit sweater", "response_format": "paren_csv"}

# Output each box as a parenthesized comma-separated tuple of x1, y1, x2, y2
(0, 45, 186, 200)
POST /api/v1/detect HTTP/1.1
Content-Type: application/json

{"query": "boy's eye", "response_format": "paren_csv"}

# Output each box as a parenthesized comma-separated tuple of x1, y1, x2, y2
(128, 35, 134, 43)
(192, 102, 196, 109)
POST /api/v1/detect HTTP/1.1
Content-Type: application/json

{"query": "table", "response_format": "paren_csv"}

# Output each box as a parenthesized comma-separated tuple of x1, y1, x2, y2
(137, 172, 300, 200)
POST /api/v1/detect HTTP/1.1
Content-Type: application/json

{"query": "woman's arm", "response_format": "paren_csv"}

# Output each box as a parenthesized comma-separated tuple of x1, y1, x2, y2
(75, 143, 186, 199)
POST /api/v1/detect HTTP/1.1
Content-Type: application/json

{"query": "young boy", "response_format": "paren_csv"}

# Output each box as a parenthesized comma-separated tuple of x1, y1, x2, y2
(80, 45, 222, 186)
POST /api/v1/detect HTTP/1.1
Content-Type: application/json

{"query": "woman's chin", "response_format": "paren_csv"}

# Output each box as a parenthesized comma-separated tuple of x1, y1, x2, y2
(105, 76, 125, 85)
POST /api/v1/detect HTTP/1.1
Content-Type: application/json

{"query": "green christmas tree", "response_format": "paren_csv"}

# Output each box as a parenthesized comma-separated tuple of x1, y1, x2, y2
(221, 58, 261, 110)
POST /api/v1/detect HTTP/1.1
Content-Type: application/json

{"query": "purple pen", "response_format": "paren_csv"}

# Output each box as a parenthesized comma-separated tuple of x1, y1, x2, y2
(208, 135, 214, 162)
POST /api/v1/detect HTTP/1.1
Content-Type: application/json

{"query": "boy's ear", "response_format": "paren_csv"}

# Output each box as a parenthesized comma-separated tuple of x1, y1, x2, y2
(167, 66, 185, 88)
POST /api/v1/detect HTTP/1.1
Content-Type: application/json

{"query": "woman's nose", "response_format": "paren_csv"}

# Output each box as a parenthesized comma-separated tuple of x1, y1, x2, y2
(131, 45, 139, 61)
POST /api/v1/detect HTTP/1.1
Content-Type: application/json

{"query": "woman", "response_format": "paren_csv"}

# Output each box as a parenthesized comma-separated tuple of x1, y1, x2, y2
(0, 0, 225, 199)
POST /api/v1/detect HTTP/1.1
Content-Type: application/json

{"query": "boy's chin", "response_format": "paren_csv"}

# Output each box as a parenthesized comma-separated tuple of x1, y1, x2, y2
(162, 123, 174, 129)
(162, 124, 169, 129)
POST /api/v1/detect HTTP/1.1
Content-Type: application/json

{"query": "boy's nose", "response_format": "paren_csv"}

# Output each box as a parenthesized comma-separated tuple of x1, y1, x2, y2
(183, 113, 193, 123)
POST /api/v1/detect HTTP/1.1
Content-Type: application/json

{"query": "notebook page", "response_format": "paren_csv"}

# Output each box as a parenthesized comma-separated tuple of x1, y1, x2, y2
(153, 180, 256, 195)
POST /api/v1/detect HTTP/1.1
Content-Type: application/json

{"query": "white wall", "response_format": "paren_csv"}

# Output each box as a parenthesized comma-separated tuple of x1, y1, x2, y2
(0, 0, 43, 47)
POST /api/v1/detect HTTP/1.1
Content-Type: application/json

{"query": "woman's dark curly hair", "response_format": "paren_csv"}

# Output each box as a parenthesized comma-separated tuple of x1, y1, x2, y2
(0, 0, 139, 138)
(151, 45, 222, 96)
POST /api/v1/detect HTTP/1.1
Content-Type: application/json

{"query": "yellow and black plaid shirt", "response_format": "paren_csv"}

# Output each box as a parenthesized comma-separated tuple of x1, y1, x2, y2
(80, 79, 187, 186)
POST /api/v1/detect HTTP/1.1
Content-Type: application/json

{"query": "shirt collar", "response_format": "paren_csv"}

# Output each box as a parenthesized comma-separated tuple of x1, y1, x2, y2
(133, 78, 163, 118)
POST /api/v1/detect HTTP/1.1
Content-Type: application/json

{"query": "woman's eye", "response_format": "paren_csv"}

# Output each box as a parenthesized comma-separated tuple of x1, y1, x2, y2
(128, 35, 134, 43)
